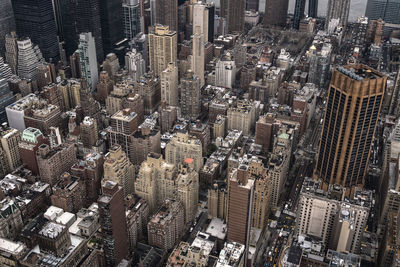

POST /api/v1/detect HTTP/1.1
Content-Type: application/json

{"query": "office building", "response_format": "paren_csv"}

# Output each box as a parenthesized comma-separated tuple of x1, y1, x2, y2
(98, 180, 129, 266)
(51, 172, 86, 213)
(125, 48, 146, 81)
(155, 0, 178, 32)
(135, 153, 176, 213)
(220, 0, 245, 33)
(74, 0, 104, 62)
(227, 165, 254, 247)
(148, 25, 177, 76)
(0, 70, 15, 123)
(264, 0, 289, 26)
(96, 71, 114, 104)
(215, 53, 236, 89)
(246, 0, 259, 11)
(5, 32, 18, 74)
(123, 0, 142, 40)
(309, 0, 318, 18)
(326, 0, 351, 29)
(181, 70, 201, 120)
(36, 143, 77, 186)
(0, 0, 15, 57)
(24, 103, 62, 136)
(12, 0, 59, 61)
(16, 38, 43, 80)
(80, 116, 98, 148)
(293, 0, 306, 29)
(227, 99, 258, 136)
(161, 62, 179, 107)
(315, 65, 385, 191)
(125, 195, 149, 251)
(130, 127, 161, 165)
(99, 0, 123, 55)
(102, 53, 120, 80)
(133, 73, 161, 114)
(176, 159, 199, 224)
(18, 127, 47, 175)
(0, 128, 21, 173)
(147, 198, 184, 250)
(366, 0, 400, 25)
(77, 33, 98, 91)
(104, 145, 135, 196)
(165, 132, 203, 172)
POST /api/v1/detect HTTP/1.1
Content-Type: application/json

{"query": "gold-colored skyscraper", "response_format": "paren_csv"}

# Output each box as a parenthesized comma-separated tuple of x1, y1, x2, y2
(148, 25, 177, 76)
(315, 65, 386, 190)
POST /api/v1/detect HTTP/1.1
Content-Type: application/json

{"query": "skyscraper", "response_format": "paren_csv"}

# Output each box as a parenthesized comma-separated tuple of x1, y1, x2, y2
(77, 33, 98, 91)
(246, 0, 259, 11)
(365, 0, 400, 25)
(264, 0, 289, 27)
(16, 38, 43, 80)
(0, 69, 15, 123)
(123, 0, 142, 40)
(293, 0, 306, 29)
(220, 0, 245, 33)
(326, 0, 351, 29)
(154, 0, 179, 32)
(181, 70, 201, 120)
(315, 65, 386, 191)
(0, 0, 15, 57)
(192, 24, 205, 88)
(99, 0, 124, 55)
(12, 0, 59, 61)
(148, 25, 177, 76)
(75, 0, 104, 62)
(125, 48, 146, 81)
(98, 180, 129, 266)
(161, 62, 178, 106)
(308, 0, 318, 18)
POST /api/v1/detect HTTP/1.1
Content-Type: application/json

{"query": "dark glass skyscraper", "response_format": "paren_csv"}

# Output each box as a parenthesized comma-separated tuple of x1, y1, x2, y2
(99, 0, 124, 55)
(221, 0, 245, 33)
(264, 0, 289, 27)
(0, 0, 15, 57)
(366, 0, 400, 25)
(293, 0, 306, 29)
(308, 0, 318, 18)
(315, 65, 385, 191)
(246, 0, 259, 11)
(155, 0, 178, 32)
(12, 0, 59, 61)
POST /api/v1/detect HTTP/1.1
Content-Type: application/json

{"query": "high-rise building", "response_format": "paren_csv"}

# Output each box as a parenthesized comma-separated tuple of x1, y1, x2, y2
(181, 70, 201, 120)
(98, 180, 129, 266)
(36, 143, 77, 186)
(0, 69, 15, 123)
(104, 145, 135, 196)
(155, 0, 178, 32)
(165, 132, 203, 172)
(125, 48, 146, 81)
(123, 0, 142, 40)
(12, 0, 59, 61)
(220, 0, 245, 33)
(99, 0, 123, 55)
(366, 0, 400, 25)
(125, 195, 149, 251)
(205, 3, 215, 43)
(18, 127, 47, 175)
(176, 159, 199, 224)
(246, 0, 259, 11)
(263, 0, 289, 26)
(309, 0, 318, 18)
(96, 71, 114, 104)
(5, 32, 18, 74)
(102, 53, 120, 80)
(227, 166, 254, 248)
(135, 153, 176, 213)
(16, 38, 43, 80)
(80, 116, 98, 148)
(77, 33, 98, 91)
(293, 0, 306, 29)
(147, 198, 184, 250)
(326, 0, 351, 29)
(315, 65, 385, 191)
(215, 53, 236, 89)
(133, 73, 161, 114)
(161, 62, 179, 106)
(51, 172, 86, 213)
(130, 126, 161, 165)
(227, 99, 258, 136)
(148, 25, 177, 76)
(0, 127, 21, 173)
(191, 26, 205, 87)
(74, 0, 104, 62)
(0, 0, 15, 57)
